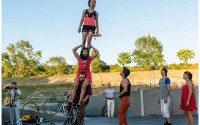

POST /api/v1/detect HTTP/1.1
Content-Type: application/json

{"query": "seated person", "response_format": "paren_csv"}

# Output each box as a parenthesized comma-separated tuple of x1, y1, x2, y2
(67, 72, 92, 125)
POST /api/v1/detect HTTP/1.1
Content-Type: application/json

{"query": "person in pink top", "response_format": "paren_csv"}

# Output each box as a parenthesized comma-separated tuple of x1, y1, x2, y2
(70, 44, 99, 105)
(180, 71, 197, 125)
(78, 0, 99, 50)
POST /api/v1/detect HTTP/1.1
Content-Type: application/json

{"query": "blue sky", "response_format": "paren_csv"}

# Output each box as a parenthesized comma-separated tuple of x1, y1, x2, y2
(2, 0, 198, 65)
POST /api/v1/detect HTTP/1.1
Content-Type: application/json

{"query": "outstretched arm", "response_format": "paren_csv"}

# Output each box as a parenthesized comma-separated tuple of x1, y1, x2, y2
(72, 45, 81, 59)
(78, 10, 86, 33)
(91, 45, 99, 59)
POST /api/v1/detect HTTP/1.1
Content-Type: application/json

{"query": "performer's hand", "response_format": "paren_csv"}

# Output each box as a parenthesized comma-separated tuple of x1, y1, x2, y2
(82, 99, 86, 104)
(96, 31, 99, 36)
(78, 28, 81, 33)
(164, 96, 168, 103)
(186, 100, 189, 107)
(116, 95, 119, 100)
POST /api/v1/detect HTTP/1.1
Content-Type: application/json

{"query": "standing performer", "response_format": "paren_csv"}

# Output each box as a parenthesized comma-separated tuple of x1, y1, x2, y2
(78, 0, 99, 50)
(180, 71, 197, 125)
(70, 44, 98, 105)
(116, 67, 131, 125)
(5, 82, 22, 125)
(157, 68, 171, 125)
(103, 83, 116, 117)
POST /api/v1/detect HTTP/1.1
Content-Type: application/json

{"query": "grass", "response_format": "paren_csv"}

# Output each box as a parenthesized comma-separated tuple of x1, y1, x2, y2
(2, 69, 198, 104)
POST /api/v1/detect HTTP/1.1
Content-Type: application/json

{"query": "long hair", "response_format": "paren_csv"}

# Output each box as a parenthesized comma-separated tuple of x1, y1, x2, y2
(80, 48, 89, 60)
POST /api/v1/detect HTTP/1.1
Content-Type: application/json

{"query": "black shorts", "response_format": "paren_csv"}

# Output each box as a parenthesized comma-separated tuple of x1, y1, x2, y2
(82, 25, 96, 34)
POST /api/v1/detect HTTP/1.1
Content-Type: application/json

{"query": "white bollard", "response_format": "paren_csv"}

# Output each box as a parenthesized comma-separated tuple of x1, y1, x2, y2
(140, 89, 144, 116)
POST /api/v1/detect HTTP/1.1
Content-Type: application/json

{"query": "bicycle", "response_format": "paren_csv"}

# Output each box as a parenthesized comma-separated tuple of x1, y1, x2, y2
(57, 98, 68, 113)
(43, 98, 60, 125)
(63, 102, 84, 125)
(22, 98, 60, 125)
(22, 101, 40, 124)
(102, 102, 107, 117)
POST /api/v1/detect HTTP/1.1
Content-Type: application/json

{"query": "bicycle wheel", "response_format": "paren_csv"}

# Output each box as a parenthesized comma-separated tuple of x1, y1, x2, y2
(22, 102, 39, 120)
(102, 104, 107, 117)
(63, 117, 70, 125)
(43, 98, 59, 115)
(63, 105, 78, 125)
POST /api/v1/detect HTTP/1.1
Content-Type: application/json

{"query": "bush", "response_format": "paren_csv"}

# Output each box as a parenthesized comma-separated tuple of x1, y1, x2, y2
(167, 63, 198, 70)
(110, 64, 122, 72)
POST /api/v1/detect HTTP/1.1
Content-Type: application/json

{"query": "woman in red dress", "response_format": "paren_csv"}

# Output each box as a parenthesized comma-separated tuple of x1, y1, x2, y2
(180, 71, 197, 125)
(70, 44, 99, 105)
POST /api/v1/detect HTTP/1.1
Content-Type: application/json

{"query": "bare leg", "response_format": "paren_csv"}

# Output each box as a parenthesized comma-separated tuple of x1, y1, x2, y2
(187, 110, 194, 125)
(87, 32, 94, 51)
(70, 79, 79, 102)
(166, 117, 171, 123)
(78, 80, 89, 105)
(164, 118, 168, 124)
(82, 32, 88, 49)
(184, 111, 190, 125)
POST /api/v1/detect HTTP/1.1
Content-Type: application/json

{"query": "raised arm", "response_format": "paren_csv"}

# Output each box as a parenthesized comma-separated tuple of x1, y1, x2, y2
(95, 11, 99, 35)
(72, 45, 81, 59)
(91, 45, 99, 59)
(78, 10, 86, 33)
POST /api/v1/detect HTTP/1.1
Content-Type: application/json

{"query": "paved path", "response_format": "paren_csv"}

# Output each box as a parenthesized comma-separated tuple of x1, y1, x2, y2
(22, 115, 198, 125)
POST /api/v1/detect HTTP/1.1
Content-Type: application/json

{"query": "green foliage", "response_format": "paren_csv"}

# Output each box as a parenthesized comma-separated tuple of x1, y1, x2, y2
(91, 52, 110, 73)
(132, 35, 165, 70)
(117, 52, 131, 67)
(2, 84, 72, 104)
(67, 65, 78, 74)
(2, 40, 198, 77)
(2, 40, 42, 77)
(167, 63, 198, 70)
(128, 66, 146, 72)
(110, 64, 122, 72)
(177, 49, 195, 64)
(43, 56, 68, 76)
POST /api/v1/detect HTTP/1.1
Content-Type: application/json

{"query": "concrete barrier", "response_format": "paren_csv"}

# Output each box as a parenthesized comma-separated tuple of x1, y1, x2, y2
(85, 88, 198, 116)
(2, 88, 198, 124)
(85, 95, 106, 116)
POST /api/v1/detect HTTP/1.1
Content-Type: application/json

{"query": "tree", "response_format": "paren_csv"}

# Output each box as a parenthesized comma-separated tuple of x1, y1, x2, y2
(44, 56, 68, 75)
(177, 49, 195, 64)
(117, 52, 131, 67)
(110, 64, 122, 72)
(132, 35, 165, 70)
(2, 40, 42, 77)
(91, 51, 109, 73)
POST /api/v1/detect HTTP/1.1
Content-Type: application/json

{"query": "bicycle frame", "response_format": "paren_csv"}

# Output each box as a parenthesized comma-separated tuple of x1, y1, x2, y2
(63, 103, 80, 125)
